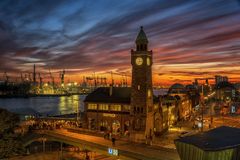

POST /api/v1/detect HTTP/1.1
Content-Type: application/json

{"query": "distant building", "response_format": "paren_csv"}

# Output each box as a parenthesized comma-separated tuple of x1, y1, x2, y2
(158, 95, 178, 129)
(234, 83, 240, 93)
(168, 83, 199, 120)
(175, 126, 240, 160)
(185, 84, 200, 108)
(215, 75, 228, 85)
(215, 81, 238, 101)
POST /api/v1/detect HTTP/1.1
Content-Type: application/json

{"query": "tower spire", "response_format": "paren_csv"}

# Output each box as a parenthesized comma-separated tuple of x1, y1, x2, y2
(135, 26, 148, 51)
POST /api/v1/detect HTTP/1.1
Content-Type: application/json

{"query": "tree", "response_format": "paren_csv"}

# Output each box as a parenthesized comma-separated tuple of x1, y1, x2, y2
(0, 108, 24, 158)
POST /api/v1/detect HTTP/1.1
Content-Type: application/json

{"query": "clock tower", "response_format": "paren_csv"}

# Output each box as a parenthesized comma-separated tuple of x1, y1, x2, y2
(130, 26, 154, 137)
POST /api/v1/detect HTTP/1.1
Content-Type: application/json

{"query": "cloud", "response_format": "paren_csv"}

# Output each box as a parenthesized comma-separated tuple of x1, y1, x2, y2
(0, 0, 239, 85)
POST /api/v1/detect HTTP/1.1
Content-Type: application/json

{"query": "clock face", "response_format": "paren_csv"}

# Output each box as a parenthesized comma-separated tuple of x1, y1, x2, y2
(147, 57, 150, 66)
(135, 57, 143, 65)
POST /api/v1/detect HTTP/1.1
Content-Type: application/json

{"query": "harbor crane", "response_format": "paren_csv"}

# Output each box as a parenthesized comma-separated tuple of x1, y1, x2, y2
(48, 69, 55, 87)
(59, 69, 65, 86)
(3, 72, 9, 83)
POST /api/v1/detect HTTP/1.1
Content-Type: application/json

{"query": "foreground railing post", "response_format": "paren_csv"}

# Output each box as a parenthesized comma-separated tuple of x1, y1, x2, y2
(60, 142, 63, 160)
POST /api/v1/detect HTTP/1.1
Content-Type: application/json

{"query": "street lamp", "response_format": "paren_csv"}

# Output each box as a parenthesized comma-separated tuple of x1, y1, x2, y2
(72, 97, 80, 123)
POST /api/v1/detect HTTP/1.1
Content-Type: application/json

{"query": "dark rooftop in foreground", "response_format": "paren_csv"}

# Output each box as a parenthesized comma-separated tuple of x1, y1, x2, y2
(175, 126, 240, 151)
(84, 87, 160, 104)
(84, 87, 131, 104)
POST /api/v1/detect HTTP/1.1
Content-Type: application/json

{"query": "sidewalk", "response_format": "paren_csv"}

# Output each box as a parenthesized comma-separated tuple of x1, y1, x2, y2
(47, 129, 180, 160)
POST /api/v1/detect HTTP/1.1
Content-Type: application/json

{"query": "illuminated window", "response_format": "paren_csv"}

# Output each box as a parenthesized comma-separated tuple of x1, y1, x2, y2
(88, 103, 97, 110)
(99, 104, 109, 110)
(123, 105, 130, 111)
(148, 89, 151, 98)
(110, 105, 121, 111)
(138, 85, 140, 90)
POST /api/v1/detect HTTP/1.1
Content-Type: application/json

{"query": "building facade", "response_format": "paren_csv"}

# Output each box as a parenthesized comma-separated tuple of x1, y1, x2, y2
(84, 87, 131, 133)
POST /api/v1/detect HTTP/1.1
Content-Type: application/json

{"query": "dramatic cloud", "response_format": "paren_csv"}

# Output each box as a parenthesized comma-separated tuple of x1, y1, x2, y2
(0, 0, 239, 85)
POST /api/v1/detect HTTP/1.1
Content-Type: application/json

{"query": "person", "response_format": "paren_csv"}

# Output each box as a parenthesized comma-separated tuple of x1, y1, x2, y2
(104, 131, 109, 139)
(112, 137, 116, 146)
(86, 153, 90, 160)
(109, 132, 112, 139)
(145, 134, 148, 144)
(149, 135, 153, 146)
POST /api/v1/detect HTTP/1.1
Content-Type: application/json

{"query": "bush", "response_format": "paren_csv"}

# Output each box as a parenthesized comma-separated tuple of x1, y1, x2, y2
(0, 108, 24, 158)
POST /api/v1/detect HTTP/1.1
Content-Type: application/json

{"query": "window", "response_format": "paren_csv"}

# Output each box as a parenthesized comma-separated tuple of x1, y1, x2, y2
(99, 104, 109, 110)
(88, 103, 97, 110)
(137, 107, 140, 113)
(110, 105, 121, 111)
(148, 89, 151, 98)
(123, 105, 130, 111)
(138, 85, 140, 90)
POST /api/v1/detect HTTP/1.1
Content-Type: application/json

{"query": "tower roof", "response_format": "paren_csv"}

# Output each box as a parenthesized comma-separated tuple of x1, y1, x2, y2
(135, 26, 148, 44)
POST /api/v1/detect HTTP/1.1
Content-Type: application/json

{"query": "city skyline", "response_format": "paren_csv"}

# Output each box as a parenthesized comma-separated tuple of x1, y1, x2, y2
(0, 0, 240, 85)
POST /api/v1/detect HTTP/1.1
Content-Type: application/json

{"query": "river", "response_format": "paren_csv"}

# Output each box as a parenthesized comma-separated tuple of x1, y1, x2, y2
(0, 95, 86, 116)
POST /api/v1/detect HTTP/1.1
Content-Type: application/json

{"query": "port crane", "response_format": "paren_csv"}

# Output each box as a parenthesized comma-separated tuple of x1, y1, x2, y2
(107, 71, 130, 87)
(3, 72, 9, 83)
(48, 69, 55, 87)
(59, 69, 65, 86)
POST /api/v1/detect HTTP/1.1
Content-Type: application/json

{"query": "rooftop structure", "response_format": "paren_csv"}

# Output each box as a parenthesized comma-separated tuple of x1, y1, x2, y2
(175, 126, 240, 160)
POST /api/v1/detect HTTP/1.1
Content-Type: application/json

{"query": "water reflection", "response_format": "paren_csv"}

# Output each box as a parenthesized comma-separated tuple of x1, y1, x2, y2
(0, 95, 86, 116)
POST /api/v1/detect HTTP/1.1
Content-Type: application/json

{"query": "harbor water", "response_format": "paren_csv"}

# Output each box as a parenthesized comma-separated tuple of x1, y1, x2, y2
(0, 95, 86, 116)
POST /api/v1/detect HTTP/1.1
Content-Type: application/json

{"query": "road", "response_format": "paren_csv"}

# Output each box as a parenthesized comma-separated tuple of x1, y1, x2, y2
(44, 129, 180, 160)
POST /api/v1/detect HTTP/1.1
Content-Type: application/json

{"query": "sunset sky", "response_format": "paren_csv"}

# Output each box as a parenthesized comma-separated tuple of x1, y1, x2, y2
(0, 0, 240, 86)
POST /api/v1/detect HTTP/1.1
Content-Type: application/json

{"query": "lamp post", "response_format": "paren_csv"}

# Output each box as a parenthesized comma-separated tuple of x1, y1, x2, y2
(201, 101, 204, 132)
(200, 85, 204, 132)
(72, 96, 80, 123)
(40, 135, 47, 153)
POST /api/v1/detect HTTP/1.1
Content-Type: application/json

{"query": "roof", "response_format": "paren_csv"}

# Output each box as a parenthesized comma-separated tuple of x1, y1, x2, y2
(85, 87, 159, 104)
(170, 83, 185, 89)
(84, 87, 131, 104)
(175, 126, 240, 151)
(135, 26, 148, 44)
(168, 83, 186, 94)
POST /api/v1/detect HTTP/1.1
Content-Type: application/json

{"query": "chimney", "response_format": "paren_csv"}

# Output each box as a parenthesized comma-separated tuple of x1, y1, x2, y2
(109, 84, 113, 96)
